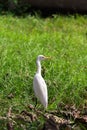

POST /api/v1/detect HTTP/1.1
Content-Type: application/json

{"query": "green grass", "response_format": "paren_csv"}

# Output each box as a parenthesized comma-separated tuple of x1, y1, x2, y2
(0, 14, 87, 129)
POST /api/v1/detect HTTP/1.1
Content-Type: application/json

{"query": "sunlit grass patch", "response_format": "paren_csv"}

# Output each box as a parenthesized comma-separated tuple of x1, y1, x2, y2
(0, 14, 87, 119)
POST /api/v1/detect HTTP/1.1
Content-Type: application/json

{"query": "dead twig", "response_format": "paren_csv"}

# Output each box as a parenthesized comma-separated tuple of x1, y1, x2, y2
(7, 107, 14, 130)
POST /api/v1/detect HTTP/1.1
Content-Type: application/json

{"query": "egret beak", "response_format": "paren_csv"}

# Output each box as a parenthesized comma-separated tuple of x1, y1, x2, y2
(44, 56, 51, 59)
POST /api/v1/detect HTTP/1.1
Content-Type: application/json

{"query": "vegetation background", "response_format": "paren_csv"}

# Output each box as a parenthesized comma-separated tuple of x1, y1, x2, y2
(0, 1, 87, 130)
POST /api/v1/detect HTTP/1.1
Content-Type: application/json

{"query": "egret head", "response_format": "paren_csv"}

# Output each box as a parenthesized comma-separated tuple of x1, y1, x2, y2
(37, 55, 50, 61)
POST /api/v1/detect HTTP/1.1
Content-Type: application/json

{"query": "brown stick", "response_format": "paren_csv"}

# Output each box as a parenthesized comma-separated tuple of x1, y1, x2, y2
(7, 107, 14, 130)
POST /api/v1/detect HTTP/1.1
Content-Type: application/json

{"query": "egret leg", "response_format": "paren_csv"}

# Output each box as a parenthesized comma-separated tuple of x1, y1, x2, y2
(35, 98, 37, 108)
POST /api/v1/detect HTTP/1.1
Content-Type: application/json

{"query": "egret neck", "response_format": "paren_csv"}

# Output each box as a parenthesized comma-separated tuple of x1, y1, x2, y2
(36, 59, 41, 75)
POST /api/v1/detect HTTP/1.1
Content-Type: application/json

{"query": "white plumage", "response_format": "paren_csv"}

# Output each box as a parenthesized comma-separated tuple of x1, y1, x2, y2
(33, 55, 50, 108)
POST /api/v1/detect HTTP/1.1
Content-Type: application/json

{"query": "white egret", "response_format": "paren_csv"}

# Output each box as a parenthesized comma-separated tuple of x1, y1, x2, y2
(33, 55, 50, 108)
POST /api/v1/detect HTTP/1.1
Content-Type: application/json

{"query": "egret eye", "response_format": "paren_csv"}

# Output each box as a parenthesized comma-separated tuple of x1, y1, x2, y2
(42, 56, 45, 59)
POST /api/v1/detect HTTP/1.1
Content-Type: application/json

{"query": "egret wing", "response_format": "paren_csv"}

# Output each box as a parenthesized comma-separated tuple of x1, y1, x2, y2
(33, 74, 48, 108)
